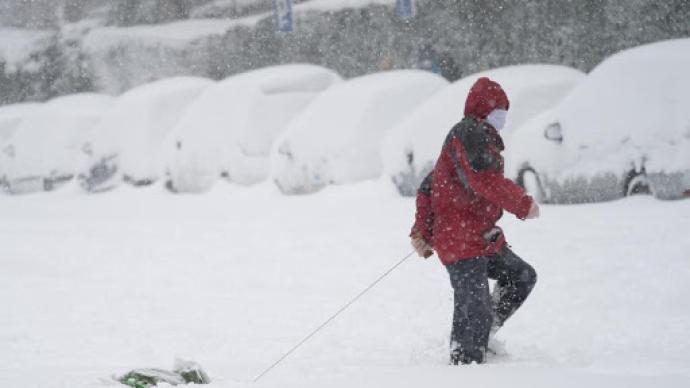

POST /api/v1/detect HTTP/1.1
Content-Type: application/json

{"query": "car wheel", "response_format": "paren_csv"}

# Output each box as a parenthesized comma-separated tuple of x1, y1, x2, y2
(624, 171, 653, 197)
(517, 167, 545, 203)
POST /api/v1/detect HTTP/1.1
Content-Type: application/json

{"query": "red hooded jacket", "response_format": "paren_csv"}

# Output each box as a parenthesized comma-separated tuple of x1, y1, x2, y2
(411, 77, 533, 265)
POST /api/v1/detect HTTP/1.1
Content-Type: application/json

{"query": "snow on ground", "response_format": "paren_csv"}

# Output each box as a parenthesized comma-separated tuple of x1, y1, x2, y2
(1, 181, 689, 388)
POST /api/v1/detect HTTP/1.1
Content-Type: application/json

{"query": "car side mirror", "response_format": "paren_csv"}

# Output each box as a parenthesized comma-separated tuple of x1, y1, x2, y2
(544, 123, 563, 143)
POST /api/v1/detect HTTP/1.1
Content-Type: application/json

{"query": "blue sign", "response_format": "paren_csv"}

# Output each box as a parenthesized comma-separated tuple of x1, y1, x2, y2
(274, 0, 293, 32)
(397, 0, 416, 20)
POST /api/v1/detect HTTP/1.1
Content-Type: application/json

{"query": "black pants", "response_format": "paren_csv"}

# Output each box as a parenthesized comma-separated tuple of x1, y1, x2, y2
(446, 247, 537, 364)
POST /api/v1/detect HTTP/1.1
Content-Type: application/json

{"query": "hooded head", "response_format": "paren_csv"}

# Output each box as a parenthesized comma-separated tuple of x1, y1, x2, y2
(463, 77, 510, 120)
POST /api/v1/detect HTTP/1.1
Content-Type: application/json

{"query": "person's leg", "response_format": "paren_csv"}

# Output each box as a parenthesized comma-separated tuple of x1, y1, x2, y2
(446, 257, 492, 364)
(487, 247, 537, 331)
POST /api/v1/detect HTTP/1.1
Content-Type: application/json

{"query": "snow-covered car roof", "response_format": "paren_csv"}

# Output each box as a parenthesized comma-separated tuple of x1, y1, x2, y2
(381, 64, 584, 195)
(271, 70, 448, 194)
(3, 93, 113, 181)
(167, 64, 342, 193)
(86, 76, 214, 185)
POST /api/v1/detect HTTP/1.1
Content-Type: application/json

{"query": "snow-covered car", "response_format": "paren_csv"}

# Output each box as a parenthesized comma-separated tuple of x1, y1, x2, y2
(271, 70, 448, 195)
(381, 64, 585, 196)
(80, 77, 214, 192)
(2, 93, 113, 194)
(0, 102, 41, 192)
(508, 39, 690, 203)
(166, 64, 342, 193)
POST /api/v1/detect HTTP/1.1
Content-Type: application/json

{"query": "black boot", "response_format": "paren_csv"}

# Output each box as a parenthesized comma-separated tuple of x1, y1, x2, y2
(449, 345, 487, 365)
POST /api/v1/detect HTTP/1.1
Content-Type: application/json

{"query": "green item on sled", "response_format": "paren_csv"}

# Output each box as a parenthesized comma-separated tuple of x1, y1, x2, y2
(117, 359, 210, 387)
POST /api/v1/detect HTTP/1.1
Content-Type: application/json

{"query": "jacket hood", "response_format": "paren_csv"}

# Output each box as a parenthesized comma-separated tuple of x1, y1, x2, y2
(463, 77, 510, 120)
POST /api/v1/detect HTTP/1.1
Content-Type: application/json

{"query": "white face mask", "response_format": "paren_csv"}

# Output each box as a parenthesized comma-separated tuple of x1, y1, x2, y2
(485, 109, 508, 130)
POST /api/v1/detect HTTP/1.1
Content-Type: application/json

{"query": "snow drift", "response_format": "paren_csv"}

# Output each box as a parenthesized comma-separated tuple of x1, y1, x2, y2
(166, 64, 342, 193)
(381, 65, 585, 196)
(2, 184, 689, 388)
(508, 38, 690, 202)
(3, 93, 113, 194)
(80, 76, 214, 192)
(271, 70, 448, 195)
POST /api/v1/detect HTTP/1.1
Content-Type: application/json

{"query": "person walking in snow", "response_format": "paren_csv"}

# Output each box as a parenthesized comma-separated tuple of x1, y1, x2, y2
(410, 77, 540, 365)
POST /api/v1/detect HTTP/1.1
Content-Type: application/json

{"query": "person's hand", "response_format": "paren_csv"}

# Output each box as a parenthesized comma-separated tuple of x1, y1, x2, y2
(411, 233, 434, 258)
(526, 201, 540, 219)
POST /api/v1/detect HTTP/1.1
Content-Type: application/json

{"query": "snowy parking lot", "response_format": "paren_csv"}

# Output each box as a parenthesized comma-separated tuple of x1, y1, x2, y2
(2, 181, 689, 388)
(2, 1, 689, 387)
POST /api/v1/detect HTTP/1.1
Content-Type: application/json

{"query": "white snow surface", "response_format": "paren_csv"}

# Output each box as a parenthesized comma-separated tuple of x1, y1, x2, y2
(271, 70, 448, 194)
(86, 76, 214, 185)
(3, 93, 113, 180)
(167, 64, 342, 192)
(381, 65, 584, 188)
(0, 102, 41, 143)
(1, 181, 689, 388)
(509, 38, 690, 181)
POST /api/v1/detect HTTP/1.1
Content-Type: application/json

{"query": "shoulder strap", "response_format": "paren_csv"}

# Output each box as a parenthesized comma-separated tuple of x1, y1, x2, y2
(443, 118, 477, 193)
